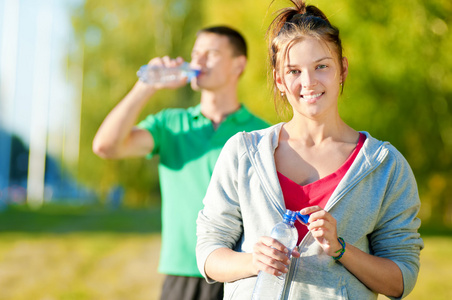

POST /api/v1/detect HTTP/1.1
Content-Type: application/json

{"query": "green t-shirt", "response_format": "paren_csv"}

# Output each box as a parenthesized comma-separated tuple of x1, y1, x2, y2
(137, 104, 269, 277)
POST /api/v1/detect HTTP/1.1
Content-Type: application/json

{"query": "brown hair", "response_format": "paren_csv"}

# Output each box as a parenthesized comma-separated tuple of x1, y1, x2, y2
(267, 0, 344, 114)
(197, 26, 247, 58)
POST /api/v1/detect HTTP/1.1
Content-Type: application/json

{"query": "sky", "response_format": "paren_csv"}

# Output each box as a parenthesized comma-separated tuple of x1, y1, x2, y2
(0, 0, 82, 161)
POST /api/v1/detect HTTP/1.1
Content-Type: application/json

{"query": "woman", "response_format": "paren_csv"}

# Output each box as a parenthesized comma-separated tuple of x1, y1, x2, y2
(196, 1, 423, 299)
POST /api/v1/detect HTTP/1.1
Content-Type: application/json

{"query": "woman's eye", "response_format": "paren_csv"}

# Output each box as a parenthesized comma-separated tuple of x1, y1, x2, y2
(287, 69, 300, 75)
(316, 64, 327, 70)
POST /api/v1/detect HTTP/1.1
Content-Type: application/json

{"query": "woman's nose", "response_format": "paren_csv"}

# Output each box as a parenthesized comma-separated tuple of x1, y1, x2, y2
(300, 71, 317, 88)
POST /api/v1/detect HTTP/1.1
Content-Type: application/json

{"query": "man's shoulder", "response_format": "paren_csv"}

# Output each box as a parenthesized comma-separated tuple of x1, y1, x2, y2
(235, 106, 270, 129)
(147, 105, 200, 121)
(242, 123, 280, 138)
(247, 114, 270, 126)
(158, 105, 198, 116)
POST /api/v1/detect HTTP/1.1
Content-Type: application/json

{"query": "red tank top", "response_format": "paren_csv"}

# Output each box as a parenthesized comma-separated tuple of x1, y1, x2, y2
(278, 133, 366, 243)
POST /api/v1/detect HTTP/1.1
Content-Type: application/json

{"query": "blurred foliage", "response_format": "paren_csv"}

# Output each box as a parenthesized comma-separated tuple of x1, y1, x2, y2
(70, 0, 452, 225)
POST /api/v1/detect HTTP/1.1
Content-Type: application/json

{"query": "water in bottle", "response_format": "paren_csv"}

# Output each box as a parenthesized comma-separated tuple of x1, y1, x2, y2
(136, 62, 200, 85)
(251, 210, 298, 300)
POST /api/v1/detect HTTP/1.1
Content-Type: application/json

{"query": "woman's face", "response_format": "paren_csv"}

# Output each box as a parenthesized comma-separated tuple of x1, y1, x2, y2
(276, 36, 348, 120)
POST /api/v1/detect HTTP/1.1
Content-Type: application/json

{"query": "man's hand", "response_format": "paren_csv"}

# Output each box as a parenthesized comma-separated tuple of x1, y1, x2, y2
(140, 56, 188, 90)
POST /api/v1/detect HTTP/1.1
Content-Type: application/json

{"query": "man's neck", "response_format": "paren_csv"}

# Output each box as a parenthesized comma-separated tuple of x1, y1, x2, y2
(200, 90, 241, 125)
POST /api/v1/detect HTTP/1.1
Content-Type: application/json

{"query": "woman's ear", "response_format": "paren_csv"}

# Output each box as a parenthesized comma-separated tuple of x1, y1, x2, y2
(341, 57, 349, 83)
(274, 69, 285, 92)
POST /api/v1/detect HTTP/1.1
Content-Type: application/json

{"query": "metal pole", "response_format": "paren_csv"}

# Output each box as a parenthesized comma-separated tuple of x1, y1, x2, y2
(27, 0, 55, 209)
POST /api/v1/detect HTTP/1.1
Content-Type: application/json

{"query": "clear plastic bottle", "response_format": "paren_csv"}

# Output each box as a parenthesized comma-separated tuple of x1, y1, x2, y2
(136, 62, 200, 85)
(251, 210, 298, 300)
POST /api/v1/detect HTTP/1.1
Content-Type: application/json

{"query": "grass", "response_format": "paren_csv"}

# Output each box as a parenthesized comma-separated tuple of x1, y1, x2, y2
(0, 233, 164, 300)
(0, 204, 451, 300)
(0, 204, 161, 234)
(0, 204, 164, 300)
(410, 237, 452, 300)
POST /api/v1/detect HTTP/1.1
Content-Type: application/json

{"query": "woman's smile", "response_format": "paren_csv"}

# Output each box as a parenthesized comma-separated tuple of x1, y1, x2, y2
(301, 92, 324, 103)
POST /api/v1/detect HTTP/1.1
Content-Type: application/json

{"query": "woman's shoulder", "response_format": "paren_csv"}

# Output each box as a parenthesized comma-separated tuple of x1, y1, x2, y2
(221, 123, 283, 158)
(241, 122, 283, 140)
(361, 131, 414, 173)
(233, 123, 283, 149)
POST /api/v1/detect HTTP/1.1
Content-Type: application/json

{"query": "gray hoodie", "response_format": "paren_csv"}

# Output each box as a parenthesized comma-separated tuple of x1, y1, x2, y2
(197, 123, 423, 299)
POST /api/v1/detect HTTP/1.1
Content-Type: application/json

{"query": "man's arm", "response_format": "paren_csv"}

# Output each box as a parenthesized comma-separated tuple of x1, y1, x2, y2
(93, 81, 156, 159)
(93, 56, 187, 159)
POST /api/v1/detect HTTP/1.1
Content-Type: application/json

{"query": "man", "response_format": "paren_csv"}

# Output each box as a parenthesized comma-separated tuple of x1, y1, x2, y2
(92, 26, 269, 300)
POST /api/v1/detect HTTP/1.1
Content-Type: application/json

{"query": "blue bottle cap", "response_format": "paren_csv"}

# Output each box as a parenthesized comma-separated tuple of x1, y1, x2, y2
(297, 211, 310, 224)
(186, 69, 201, 82)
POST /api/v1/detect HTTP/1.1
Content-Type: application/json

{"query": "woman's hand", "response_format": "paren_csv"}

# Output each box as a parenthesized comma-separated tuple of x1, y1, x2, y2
(252, 236, 300, 276)
(300, 206, 342, 257)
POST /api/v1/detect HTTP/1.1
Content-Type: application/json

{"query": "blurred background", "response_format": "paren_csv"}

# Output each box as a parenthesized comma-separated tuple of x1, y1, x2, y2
(0, 0, 451, 299)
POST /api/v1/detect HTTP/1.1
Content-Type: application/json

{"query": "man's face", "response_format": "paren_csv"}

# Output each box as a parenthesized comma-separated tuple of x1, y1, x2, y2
(190, 33, 245, 92)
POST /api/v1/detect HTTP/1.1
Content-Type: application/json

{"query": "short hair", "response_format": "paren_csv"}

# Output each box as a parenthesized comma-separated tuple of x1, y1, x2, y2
(197, 26, 247, 58)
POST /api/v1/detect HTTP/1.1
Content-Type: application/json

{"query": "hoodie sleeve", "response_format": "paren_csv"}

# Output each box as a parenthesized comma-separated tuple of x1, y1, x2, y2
(370, 146, 424, 299)
(196, 133, 245, 283)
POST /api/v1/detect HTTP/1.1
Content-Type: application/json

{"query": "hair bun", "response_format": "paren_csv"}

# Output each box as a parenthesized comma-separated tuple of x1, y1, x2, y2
(306, 5, 329, 22)
(294, 0, 307, 14)
(285, 2, 329, 24)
